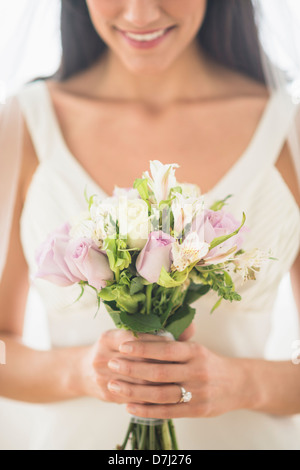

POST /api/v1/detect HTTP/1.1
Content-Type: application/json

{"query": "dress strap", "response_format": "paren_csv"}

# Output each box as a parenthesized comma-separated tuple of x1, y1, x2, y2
(211, 89, 300, 199)
(250, 89, 300, 169)
(18, 80, 57, 163)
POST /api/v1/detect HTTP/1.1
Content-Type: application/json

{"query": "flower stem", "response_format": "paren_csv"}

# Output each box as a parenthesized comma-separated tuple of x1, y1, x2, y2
(139, 425, 148, 449)
(118, 420, 134, 450)
(146, 284, 153, 314)
(161, 420, 172, 450)
(168, 420, 179, 450)
(115, 268, 120, 283)
(149, 424, 156, 450)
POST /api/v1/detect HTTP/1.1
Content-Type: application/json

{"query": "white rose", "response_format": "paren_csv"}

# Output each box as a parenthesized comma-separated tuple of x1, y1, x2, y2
(118, 198, 150, 250)
(90, 198, 118, 240)
(70, 212, 95, 239)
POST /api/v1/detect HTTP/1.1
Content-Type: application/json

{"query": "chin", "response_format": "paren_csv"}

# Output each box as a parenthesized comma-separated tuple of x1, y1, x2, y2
(121, 57, 174, 75)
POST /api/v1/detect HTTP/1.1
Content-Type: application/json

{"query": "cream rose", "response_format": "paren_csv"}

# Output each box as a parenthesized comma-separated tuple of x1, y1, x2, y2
(118, 198, 150, 251)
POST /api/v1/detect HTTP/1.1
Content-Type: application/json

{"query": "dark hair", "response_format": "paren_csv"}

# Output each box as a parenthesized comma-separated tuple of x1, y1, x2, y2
(56, 0, 266, 85)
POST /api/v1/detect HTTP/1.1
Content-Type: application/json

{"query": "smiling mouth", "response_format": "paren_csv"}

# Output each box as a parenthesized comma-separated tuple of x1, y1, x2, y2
(116, 26, 176, 43)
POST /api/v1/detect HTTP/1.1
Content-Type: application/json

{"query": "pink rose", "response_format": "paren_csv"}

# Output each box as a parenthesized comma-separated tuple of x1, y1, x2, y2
(192, 209, 247, 263)
(65, 238, 114, 291)
(203, 209, 246, 253)
(136, 231, 175, 284)
(35, 223, 79, 286)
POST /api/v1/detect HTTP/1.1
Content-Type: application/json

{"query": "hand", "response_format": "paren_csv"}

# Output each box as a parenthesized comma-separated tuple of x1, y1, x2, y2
(76, 328, 194, 404)
(106, 337, 254, 419)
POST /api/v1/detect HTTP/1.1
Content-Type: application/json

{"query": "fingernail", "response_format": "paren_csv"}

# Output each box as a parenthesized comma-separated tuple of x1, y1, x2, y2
(108, 382, 121, 393)
(119, 344, 133, 354)
(108, 360, 120, 371)
(127, 405, 137, 414)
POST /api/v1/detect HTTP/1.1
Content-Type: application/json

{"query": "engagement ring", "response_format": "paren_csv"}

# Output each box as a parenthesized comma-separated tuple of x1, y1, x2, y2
(178, 386, 192, 404)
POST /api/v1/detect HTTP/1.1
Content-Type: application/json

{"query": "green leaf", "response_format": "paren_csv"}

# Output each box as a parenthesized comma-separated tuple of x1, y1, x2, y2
(170, 186, 183, 196)
(120, 311, 162, 334)
(104, 237, 131, 273)
(130, 277, 145, 295)
(165, 304, 196, 340)
(114, 285, 145, 314)
(223, 271, 233, 287)
(98, 287, 117, 302)
(133, 178, 150, 208)
(158, 267, 189, 288)
(210, 195, 233, 211)
(106, 307, 124, 329)
(210, 297, 222, 314)
(209, 212, 246, 250)
(184, 284, 211, 304)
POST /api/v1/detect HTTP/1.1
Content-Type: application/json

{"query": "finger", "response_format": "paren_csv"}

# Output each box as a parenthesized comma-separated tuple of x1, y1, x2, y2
(178, 322, 196, 342)
(118, 339, 198, 362)
(126, 403, 195, 420)
(101, 330, 171, 352)
(107, 380, 183, 405)
(107, 358, 188, 383)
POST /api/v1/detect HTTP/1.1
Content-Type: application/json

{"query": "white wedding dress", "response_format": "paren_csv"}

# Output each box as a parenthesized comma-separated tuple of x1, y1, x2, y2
(1, 80, 300, 450)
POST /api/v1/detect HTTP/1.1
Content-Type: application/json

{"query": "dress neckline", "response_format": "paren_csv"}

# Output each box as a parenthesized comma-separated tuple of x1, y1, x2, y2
(38, 80, 278, 200)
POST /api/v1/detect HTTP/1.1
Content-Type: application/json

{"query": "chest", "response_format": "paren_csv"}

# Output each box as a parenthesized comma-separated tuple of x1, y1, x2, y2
(54, 96, 268, 195)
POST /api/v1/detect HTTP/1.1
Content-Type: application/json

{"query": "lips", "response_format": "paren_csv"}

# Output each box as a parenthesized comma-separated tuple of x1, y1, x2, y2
(115, 24, 176, 49)
(117, 26, 176, 35)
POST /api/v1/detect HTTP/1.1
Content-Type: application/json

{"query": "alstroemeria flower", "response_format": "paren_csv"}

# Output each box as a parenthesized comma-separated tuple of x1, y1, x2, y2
(172, 233, 210, 272)
(231, 248, 269, 282)
(172, 192, 204, 236)
(143, 160, 179, 204)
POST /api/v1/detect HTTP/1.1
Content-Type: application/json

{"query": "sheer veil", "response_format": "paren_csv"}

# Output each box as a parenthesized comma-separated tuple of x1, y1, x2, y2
(0, 0, 61, 280)
(0, 0, 300, 281)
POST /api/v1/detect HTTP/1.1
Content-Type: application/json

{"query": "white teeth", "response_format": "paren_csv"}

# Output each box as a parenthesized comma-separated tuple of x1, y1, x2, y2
(124, 28, 168, 42)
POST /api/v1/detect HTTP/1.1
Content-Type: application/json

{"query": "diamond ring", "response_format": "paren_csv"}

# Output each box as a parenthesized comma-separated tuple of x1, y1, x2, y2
(178, 386, 192, 404)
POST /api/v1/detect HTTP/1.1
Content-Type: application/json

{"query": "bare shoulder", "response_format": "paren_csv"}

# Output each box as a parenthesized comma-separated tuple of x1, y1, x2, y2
(215, 63, 270, 100)
(45, 59, 104, 100)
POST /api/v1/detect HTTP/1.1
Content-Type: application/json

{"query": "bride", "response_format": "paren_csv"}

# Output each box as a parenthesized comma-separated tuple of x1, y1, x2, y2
(0, 0, 300, 450)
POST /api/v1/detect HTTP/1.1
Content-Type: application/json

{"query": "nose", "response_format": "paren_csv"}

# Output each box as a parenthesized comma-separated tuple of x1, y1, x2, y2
(123, 0, 161, 28)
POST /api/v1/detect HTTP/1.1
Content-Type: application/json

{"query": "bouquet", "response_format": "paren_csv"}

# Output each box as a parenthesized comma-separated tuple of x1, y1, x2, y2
(35, 161, 270, 450)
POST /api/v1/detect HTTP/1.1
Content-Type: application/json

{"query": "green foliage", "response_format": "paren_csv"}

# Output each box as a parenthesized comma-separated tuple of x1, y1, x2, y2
(158, 266, 189, 288)
(120, 311, 162, 334)
(210, 195, 233, 211)
(165, 304, 196, 340)
(133, 178, 151, 210)
(99, 283, 146, 314)
(194, 266, 242, 313)
(130, 277, 145, 295)
(184, 283, 211, 304)
(104, 238, 131, 273)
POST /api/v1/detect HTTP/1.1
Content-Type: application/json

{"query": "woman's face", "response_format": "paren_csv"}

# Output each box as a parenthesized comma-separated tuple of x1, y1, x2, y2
(86, 0, 208, 74)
